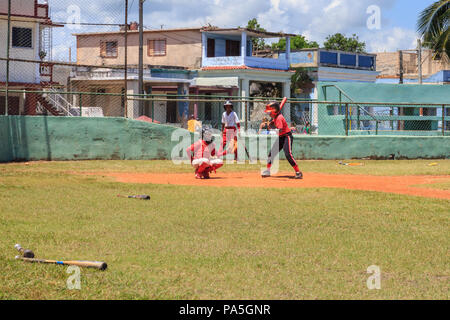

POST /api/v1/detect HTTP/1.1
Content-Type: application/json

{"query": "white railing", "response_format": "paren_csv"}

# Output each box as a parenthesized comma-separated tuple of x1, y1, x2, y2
(43, 88, 77, 116)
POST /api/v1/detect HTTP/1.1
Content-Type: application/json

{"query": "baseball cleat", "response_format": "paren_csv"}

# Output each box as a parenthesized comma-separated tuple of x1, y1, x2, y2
(294, 172, 303, 180)
(261, 170, 271, 178)
(195, 173, 202, 179)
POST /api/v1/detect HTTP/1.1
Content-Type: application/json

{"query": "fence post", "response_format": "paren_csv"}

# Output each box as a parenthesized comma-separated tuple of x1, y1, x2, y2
(5, 0, 11, 116)
(443, 105, 446, 136)
(79, 93, 82, 117)
(244, 100, 248, 131)
(345, 103, 349, 136)
(151, 95, 154, 121)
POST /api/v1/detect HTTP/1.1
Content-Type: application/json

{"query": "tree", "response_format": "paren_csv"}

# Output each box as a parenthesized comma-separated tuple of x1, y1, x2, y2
(272, 35, 319, 51)
(323, 33, 366, 53)
(417, 0, 449, 58)
(246, 18, 267, 51)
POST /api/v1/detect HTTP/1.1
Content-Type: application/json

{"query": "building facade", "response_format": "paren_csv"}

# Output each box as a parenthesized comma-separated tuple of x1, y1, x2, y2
(73, 27, 295, 126)
(0, 0, 63, 115)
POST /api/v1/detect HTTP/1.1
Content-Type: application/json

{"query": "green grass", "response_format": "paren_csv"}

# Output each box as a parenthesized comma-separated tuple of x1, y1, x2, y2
(3, 159, 450, 176)
(0, 160, 449, 300)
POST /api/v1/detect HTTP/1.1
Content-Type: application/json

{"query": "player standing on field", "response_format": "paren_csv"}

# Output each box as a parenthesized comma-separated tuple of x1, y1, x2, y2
(220, 100, 241, 160)
(261, 101, 303, 180)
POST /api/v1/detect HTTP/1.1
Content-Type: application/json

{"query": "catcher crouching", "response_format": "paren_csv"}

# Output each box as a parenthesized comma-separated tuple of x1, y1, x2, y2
(186, 128, 226, 179)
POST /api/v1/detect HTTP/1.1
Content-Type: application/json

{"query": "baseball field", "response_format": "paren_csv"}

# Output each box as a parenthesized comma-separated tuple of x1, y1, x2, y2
(0, 159, 449, 299)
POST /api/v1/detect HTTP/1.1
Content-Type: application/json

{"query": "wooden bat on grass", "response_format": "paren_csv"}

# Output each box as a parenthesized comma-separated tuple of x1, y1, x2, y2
(16, 256, 108, 270)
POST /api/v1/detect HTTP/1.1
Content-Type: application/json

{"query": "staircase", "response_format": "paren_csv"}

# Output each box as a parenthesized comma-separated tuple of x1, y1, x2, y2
(42, 88, 78, 116)
(36, 94, 65, 116)
(24, 90, 75, 116)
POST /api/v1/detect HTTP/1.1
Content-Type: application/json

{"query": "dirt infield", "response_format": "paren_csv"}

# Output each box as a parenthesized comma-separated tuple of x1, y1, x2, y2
(85, 171, 450, 200)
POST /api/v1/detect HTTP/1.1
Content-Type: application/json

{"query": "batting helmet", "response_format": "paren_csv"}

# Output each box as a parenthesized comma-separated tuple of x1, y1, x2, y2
(265, 102, 280, 118)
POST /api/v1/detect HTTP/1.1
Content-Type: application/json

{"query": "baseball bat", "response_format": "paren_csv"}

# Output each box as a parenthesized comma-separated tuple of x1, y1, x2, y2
(279, 97, 288, 110)
(15, 244, 35, 258)
(16, 256, 108, 270)
(117, 194, 150, 200)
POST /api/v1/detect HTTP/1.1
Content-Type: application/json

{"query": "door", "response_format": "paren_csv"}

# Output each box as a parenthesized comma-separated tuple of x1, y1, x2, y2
(226, 40, 240, 56)
(166, 101, 177, 123)
(207, 38, 215, 57)
(0, 96, 20, 115)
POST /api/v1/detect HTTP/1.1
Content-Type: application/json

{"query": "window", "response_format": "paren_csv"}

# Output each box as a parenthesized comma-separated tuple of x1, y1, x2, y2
(148, 39, 167, 56)
(207, 38, 215, 57)
(12, 27, 32, 48)
(100, 41, 118, 58)
(226, 40, 240, 56)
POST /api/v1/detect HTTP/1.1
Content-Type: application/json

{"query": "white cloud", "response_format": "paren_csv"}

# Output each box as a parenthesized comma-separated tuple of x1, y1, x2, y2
(365, 27, 418, 52)
(324, 0, 342, 13)
(46, 0, 418, 61)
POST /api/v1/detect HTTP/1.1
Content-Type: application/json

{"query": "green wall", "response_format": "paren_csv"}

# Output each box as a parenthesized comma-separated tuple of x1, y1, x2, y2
(0, 116, 449, 162)
(0, 116, 183, 162)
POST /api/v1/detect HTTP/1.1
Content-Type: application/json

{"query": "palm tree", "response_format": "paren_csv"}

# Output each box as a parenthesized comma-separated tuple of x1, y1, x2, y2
(417, 0, 449, 58)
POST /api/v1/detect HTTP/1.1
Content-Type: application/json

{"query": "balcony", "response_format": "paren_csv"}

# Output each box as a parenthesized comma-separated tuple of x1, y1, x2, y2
(282, 49, 377, 71)
(201, 28, 294, 71)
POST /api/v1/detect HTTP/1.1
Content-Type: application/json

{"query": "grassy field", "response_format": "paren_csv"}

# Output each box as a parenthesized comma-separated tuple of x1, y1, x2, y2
(0, 160, 449, 300)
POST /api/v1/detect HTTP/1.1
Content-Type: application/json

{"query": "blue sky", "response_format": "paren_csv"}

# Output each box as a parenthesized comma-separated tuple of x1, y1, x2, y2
(384, 0, 436, 30)
(48, 0, 436, 61)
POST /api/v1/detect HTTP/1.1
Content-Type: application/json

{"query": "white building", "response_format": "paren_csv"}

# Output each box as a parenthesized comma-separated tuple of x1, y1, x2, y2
(0, 0, 62, 115)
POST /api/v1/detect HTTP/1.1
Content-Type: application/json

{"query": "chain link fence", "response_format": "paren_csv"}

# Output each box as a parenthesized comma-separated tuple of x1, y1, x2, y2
(0, 0, 449, 137)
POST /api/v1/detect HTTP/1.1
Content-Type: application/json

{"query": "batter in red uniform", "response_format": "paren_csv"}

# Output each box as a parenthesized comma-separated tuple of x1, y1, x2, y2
(261, 102, 303, 179)
(186, 128, 225, 179)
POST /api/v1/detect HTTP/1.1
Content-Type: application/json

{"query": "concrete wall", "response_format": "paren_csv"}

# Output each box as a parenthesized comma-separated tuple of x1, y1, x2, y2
(76, 30, 202, 69)
(1, 116, 449, 162)
(375, 51, 450, 79)
(0, 19, 40, 83)
(0, 0, 36, 17)
(0, 116, 182, 162)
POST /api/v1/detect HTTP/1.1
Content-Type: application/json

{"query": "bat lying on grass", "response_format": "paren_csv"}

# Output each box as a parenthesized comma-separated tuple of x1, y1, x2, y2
(338, 161, 364, 166)
(15, 244, 35, 258)
(117, 194, 151, 200)
(16, 256, 108, 271)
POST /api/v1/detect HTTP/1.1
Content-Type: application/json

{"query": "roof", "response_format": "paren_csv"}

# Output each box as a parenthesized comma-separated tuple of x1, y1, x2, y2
(202, 66, 294, 73)
(73, 27, 294, 38)
(73, 27, 202, 37)
(201, 27, 296, 38)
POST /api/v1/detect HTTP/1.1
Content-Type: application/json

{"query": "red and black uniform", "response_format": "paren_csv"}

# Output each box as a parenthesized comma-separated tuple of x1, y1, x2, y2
(267, 113, 300, 172)
(186, 139, 225, 179)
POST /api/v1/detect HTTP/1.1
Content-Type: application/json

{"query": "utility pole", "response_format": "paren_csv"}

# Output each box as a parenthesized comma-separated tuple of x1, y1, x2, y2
(398, 50, 404, 130)
(398, 50, 404, 84)
(5, 0, 11, 116)
(138, 0, 145, 116)
(124, 0, 128, 118)
(417, 39, 423, 84)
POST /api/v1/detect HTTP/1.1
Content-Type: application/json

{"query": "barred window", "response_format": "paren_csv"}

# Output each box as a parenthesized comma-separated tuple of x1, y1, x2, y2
(148, 39, 166, 56)
(100, 41, 118, 58)
(12, 27, 32, 48)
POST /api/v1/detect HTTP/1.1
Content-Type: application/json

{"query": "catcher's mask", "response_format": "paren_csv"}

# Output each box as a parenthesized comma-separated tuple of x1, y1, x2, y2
(202, 128, 214, 144)
(224, 100, 234, 110)
(264, 102, 280, 118)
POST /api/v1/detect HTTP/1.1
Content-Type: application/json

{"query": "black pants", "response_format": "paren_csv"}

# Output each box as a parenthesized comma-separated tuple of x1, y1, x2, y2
(268, 132, 298, 168)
